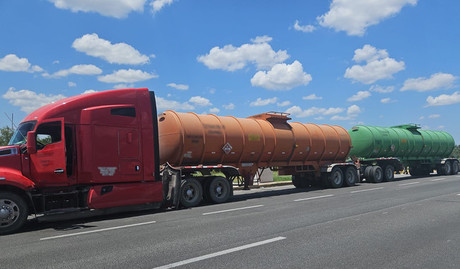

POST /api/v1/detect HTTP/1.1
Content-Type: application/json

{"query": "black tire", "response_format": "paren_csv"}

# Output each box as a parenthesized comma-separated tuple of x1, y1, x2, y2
(452, 160, 459, 175)
(180, 179, 203, 207)
(370, 166, 383, 183)
(363, 166, 373, 181)
(207, 177, 231, 204)
(292, 175, 309, 188)
(0, 192, 28, 235)
(443, 162, 452, 175)
(328, 167, 344, 188)
(344, 167, 357, 187)
(383, 165, 394, 182)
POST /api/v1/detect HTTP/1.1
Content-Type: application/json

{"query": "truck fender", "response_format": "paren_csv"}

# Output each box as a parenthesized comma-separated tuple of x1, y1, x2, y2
(0, 168, 35, 190)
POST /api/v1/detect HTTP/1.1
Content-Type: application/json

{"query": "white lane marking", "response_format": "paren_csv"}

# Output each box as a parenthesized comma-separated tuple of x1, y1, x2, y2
(431, 177, 446, 182)
(398, 182, 420, 187)
(40, 221, 156, 241)
(350, 187, 384, 194)
(294, 194, 334, 202)
(153, 236, 286, 269)
(202, 205, 264, 216)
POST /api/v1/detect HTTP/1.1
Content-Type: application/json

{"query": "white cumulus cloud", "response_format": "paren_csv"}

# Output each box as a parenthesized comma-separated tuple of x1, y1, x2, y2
(293, 20, 316, 33)
(151, 0, 174, 13)
(347, 91, 371, 102)
(43, 64, 102, 78)
(277, 101, 291, 107)
(49, 0, 146, 18)
(401, 72, 457, 92)
(209, 107, 220, 114)
(223, 103, 235, 110)
(303, 94, 323, 100)
(251, 61, 312, 90)
(370, 85, 395, 93)
(250, 97, 278, 107)
(381, 98, 392, 104)
(197, 36, 289, 71)
(317, 0, 417, 36)
(98, 69, 158, 83)
(286, 106, 343, 118)
(156, 96, 194, 112)
(330, 105, 362, 120)
(345, 44, 405, 84)
(73, 33, 150, 65)
(2, 87, 66, 113)
(425, 91, 460, 107)
(0, 54, 43, 73)
(189, 96, 212, 106)
(167, 83, 189, 90)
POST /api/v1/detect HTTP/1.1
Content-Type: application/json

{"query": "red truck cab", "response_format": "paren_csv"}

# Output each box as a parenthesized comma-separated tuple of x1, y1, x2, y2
(0, 88, 163, 234)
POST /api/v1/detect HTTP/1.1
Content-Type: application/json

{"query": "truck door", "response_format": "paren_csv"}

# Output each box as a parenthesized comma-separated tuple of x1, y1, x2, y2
(30, 118, 68, 186)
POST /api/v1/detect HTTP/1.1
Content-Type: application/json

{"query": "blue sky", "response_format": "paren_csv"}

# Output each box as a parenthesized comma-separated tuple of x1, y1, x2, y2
(1, 0, 460, 142)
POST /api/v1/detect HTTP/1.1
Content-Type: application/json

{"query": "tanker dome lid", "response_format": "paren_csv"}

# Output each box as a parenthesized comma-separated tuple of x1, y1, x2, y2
(391, 124, 420, 130)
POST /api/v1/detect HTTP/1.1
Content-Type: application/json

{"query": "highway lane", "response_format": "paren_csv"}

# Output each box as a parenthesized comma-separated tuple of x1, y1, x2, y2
(2, 174, 460, 268)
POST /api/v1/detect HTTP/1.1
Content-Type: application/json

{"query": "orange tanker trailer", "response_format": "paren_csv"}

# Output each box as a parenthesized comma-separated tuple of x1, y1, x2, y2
(158, 110, 358, 206)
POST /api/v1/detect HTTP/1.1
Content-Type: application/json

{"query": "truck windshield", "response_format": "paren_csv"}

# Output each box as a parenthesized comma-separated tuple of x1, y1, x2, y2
(8, 121, 37, 146)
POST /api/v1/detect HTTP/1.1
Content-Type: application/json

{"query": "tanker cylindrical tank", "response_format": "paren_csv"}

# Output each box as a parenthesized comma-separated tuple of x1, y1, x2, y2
(158, 111, 352, 168)
(348, 124, 455, 159)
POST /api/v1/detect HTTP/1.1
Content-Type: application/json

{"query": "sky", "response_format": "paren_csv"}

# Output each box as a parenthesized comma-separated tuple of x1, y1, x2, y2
(1, 0, 460, 143)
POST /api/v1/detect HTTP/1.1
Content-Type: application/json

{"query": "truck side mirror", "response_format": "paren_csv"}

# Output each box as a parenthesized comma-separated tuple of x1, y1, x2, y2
(27, 131, 36, 154)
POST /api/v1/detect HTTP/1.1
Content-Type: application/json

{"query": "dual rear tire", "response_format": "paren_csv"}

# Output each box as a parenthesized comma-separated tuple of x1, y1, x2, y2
(180, 176, 232, 207)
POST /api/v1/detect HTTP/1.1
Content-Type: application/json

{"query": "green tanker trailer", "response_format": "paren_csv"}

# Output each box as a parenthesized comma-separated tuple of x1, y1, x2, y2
(348, 124, 459, 182)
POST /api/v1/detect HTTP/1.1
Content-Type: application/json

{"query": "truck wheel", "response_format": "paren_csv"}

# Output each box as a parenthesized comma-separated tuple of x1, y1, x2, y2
(452, 160, 459, 175)
(328, 167, 344, 188)
(442, 162, 452, 175)
(363, 166, 373, 181)
(180, 179, 203, 207)
(0, 192, 28, 235)
(370, 166, 383, 183)
(383, 165, 394, 182)
(344, 167, 357, 187)
(292, 175, 309, 188)
(207, 177, 231, 204)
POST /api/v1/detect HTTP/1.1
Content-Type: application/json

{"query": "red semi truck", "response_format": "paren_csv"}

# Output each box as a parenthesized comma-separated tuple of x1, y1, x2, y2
(0, 88, 357, 234)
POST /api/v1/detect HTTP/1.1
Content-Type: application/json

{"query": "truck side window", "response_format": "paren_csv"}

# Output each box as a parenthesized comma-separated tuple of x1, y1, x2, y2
(35, 121, 61, 150)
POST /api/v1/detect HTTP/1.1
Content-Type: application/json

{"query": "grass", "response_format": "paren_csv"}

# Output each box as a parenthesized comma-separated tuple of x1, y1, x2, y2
(273, 171, 292, 182)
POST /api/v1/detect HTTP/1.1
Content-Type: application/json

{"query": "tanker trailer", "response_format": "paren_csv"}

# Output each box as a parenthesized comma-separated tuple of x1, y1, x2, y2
(158, 111, 358, 205)
(348, 124, 459, 182)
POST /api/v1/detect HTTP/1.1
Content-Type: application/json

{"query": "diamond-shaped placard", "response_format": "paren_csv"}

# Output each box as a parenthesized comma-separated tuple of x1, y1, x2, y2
(222, 142, 232, 155)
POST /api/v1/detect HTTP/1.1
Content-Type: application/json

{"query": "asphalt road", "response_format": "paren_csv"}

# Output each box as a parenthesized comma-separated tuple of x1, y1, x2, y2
(3, 173, 460, 269)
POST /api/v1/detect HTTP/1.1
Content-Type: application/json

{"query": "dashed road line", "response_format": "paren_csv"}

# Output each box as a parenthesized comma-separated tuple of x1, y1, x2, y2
(152, 236, 286, 269)
(294, 194, 334, 202)
(203, 205, 264, 215)
(398, 182, 420, 187)
(40, 221, 156, 241)
(430, 177, 446, 182)
(350, 187, 384, 194)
